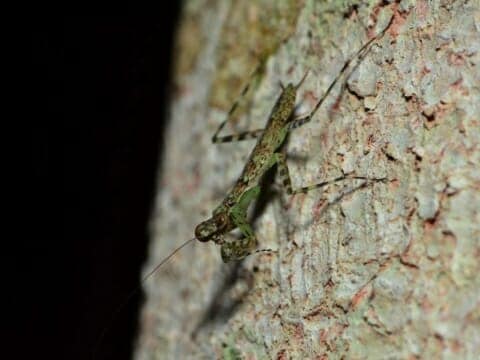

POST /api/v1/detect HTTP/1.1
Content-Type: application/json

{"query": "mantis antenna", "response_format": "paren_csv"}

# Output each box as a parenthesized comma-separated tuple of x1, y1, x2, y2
(93, 237, 196, 359)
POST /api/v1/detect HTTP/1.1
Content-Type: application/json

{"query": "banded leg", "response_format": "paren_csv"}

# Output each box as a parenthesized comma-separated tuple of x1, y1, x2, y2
(220, 186, 260, 262)
(287, 18, 393, 132)
(213, 68, 310, 143)
(274, 153, 386, 195)
(213, 128, 265, 144)
(212, 63, 266, 144)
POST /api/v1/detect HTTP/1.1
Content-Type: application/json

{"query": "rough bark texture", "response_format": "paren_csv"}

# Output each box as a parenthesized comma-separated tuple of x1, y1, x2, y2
(135, 1, 479, 359)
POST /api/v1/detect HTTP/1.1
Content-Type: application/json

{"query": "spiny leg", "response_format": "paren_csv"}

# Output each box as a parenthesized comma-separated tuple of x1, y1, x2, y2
(212, 62, 266, 144)
(220, 186, 260, 262)
(288, 18, 393, 132)
(274, 153, 386, 195)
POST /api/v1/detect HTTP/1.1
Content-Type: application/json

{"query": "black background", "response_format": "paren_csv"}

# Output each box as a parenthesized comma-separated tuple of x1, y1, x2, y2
(25, 12, 180, 360)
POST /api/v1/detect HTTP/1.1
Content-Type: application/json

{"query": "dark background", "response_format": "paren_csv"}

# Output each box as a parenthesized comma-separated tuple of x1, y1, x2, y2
(25, 12, 180, 360)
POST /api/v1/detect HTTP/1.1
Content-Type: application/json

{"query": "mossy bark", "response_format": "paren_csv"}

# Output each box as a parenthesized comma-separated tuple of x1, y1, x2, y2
(135, 1, 480, 359)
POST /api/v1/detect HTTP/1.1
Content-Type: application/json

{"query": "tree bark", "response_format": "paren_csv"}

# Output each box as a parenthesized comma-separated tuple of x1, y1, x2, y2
(135, 1, 480, 359)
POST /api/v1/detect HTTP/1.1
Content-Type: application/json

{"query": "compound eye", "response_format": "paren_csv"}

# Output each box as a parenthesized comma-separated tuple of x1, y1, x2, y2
(215, 213, 227, 228)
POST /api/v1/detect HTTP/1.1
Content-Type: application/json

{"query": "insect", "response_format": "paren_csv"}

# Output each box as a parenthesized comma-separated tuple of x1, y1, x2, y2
(94, 19, 392, 358)
(193, 20, 392, 263)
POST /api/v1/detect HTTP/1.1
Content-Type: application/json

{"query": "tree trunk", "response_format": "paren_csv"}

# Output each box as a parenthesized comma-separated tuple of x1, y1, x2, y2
(135, 1, 480, 359)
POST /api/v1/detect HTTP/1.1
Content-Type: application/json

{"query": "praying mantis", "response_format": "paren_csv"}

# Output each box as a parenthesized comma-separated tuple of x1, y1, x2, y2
(192, 19, 392, 263)
(95, 18, 393, 359)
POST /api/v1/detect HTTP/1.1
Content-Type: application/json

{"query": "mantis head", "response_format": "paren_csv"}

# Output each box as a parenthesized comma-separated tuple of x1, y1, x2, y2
(195, 212, 229, 243)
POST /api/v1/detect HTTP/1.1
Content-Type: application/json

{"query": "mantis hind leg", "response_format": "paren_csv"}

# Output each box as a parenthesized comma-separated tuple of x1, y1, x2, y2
(287, 18, 393, 133)
(212, 62, 266, 144)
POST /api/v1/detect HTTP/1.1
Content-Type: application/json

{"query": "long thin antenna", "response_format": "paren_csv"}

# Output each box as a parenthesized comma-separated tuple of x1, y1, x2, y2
(140, 237, 196, 285)
(93, 237, 196, 359)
